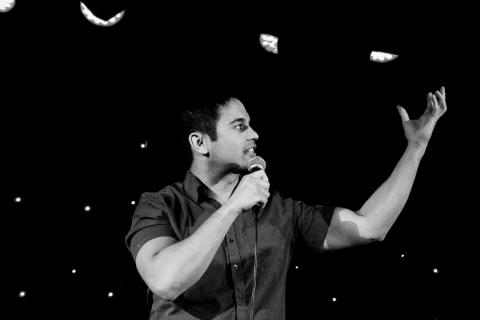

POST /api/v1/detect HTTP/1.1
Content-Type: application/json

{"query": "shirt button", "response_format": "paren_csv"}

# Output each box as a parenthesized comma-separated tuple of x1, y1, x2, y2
(232, 264, 239, 271)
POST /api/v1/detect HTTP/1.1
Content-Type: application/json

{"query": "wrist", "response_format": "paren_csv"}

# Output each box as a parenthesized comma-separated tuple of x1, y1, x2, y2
(406, 140, 427, 158)
(222, 199, 242, 216)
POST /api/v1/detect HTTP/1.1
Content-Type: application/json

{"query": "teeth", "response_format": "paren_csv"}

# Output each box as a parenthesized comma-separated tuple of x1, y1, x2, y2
(246, 147, 254, 153)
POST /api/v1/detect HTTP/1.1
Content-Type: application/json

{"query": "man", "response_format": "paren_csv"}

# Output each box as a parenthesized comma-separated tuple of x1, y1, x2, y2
(125, 87, 447, 319)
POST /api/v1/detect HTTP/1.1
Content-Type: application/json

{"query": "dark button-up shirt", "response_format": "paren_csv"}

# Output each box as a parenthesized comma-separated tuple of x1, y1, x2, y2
(125, 171, 334, 320)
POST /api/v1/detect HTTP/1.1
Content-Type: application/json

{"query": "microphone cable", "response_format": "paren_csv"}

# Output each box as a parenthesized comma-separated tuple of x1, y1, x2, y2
(249, 209, 259, 320)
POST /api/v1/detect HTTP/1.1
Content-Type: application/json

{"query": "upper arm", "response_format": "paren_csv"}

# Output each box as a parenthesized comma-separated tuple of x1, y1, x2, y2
(135, 236, 178, 290)
(323, 207, 379, 250)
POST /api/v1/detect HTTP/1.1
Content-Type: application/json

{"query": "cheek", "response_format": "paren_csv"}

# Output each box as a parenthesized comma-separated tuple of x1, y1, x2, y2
(214, 141, 242, 158)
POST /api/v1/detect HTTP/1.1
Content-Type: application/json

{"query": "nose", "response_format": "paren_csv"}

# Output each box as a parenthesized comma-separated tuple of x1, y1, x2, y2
(249, 126, 259, 140)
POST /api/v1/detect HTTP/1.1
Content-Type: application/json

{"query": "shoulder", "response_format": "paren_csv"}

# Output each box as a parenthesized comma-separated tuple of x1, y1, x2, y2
(137, 181, 184, 210)
(269, 189, 305, 206)
(267, 189, 304, 214)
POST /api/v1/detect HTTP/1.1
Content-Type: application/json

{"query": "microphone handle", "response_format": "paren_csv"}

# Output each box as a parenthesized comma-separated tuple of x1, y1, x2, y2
(253, 203, 262, 219)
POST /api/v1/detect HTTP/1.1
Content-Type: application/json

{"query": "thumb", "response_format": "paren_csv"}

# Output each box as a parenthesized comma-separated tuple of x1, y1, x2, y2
(397, 105, 410, 122)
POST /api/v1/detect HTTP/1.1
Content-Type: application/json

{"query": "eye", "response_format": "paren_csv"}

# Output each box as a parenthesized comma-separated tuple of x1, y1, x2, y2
(234, 124, 244, 130)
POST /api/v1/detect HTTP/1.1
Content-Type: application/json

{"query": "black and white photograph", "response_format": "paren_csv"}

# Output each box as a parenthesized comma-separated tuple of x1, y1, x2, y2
(2, 2, 476, 319)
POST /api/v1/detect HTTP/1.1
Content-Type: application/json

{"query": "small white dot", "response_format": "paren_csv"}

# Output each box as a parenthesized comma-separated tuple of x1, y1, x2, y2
(72, 269, 77, 274)
(332, 297, 337, 302)
(140, 141, 148, 149)
(295, 265, 299, 270)
(433, 268, 439, 274)
(108, 291, 114, 298)
(84, 206, 91, 212)
(401, 254, 405, 258)
(19, 291, 26, 298)
(131, 200, 136, 205)
(15, 197, 22, 203)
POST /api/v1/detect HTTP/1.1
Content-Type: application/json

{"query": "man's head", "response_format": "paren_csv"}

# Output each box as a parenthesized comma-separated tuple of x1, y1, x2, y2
(180, 91, 259, 173)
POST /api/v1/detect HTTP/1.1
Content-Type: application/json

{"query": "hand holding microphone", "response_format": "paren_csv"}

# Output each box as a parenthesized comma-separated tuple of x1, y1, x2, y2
(226, 156, 270, 215)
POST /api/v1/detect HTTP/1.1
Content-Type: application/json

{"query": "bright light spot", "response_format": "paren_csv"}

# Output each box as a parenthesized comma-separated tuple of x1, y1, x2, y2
(14, 196, 22, 203)
(259, 34, 279, 54)
(19, 291, 26, 298)
(140, 143, 146, 149)
(84, 206, 91, 212)
(0, 0, 15, 12)
(72, 269, 77, 274)
(108, 291, 114, 297)
(131, 200, 136, 205)
(80, 2, 125, 27)
(295, 265, 299, 270)
(401, 254, 405, 258)
(332, 297, 337, 302)
(433, 268, 439, 274)
(370, 51, 399, 63)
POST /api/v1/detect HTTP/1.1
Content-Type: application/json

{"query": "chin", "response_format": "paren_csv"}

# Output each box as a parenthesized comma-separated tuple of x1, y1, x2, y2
(226, 162, 248, 174)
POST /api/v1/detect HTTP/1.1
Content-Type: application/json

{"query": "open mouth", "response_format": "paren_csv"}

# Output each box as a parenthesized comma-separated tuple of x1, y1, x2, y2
(244, 146, 256, 156)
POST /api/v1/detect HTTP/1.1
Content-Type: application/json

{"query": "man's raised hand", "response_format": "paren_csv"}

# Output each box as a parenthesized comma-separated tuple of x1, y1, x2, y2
(397, 86, 447, 146)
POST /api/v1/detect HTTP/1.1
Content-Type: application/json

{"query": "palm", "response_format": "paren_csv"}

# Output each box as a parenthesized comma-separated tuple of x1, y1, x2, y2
(397, 87, 447, 146)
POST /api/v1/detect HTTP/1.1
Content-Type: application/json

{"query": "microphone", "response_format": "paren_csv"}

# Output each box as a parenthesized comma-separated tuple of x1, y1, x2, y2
(247, 156, 267, 215)
(246, 156, 266, 320)
(247, 156, 267, 173)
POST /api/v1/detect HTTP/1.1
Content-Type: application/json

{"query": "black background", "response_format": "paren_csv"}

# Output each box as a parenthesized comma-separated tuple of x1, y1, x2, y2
(2, 2, 477, 319)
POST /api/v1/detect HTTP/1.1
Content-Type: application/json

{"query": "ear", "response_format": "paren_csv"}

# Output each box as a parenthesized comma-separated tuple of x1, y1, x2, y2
(188, 132, 210, 156)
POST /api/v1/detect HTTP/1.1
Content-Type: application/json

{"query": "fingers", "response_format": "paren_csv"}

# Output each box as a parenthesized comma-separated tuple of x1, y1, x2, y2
(425, 87, 447, 118)
(430, 87, 447, 116)
(246, 170, 270, 192)
(432, 94, 439, 114)
(397, 105, 410, 122)
(258, 189, 270, 208)
(435, 87, 447, 114)
(250, 169, 269, 182)
(427, 93, 434, 113)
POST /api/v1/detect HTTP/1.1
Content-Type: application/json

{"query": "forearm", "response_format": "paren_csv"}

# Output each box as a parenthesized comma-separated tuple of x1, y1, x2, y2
(150, 202, 239, 300)
(358, 142, 427, 239)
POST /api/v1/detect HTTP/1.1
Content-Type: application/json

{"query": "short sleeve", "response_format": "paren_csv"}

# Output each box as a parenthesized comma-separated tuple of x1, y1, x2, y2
(125, 192, 177, 260)
(294, 200, 335, 252)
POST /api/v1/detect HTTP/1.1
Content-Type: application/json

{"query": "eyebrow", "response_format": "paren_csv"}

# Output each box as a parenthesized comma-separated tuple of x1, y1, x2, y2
(228, 118, 247, 125)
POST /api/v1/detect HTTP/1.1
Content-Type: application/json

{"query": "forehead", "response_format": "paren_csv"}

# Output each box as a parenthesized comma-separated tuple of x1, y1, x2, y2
(218, 98, 250, 123)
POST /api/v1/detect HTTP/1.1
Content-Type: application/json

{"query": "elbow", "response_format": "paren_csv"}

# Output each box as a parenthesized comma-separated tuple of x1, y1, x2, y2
(378, 231, 388, 242)
(370, 229, 388, 242)
(361, 227, 388, 243)
(151, 281, 182, 302)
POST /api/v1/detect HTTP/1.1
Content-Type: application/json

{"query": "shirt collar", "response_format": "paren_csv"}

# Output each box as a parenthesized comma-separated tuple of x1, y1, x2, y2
(183, 170, 262, 217)
(183, 170, 211, 203)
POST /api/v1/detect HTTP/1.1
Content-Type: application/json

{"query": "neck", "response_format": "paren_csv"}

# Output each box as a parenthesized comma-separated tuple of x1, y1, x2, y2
(190, 161, 241, 203)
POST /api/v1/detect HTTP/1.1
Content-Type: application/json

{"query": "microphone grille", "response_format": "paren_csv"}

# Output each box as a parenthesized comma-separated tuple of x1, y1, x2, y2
(247, 156, 267, 172)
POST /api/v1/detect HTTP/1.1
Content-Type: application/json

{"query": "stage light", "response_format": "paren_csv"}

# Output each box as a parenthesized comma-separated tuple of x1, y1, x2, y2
(433, 268, 439, 274)
(131, 200, 136, 205)
(80, 2, 125, 27)
(401, 253, 405, 258)
(72, 269, 77, 274)
(14, 196, 22, 203)
(108, 291, 114, 298)
(0, 0, 15, 13)
(295, 265, 299, 270)
(84, 205, 91, 212)
(370, 51, 398, 63)
(19, 291, 26, 298)
(332, 297, 337, 302)
(140, 142, 148, 149)
(259, 34, 279, 54)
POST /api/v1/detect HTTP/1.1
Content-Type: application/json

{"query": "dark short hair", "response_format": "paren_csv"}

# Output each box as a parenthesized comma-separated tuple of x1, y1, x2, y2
(179, 86, 245, 143)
